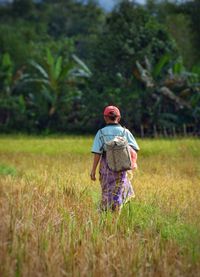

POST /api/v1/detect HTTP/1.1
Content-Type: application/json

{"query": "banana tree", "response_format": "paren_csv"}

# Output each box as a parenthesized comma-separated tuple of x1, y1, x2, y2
(133, 54, 200, 130)
(21, 48, 91, 127)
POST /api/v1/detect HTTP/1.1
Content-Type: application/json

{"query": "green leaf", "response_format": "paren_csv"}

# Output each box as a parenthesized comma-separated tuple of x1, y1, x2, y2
(21, 78, 50, 86)
(2, 53, 12, 68)
(46, 48, 54, 68)
(153, 54, 170, 78)
(29, 60, 48, 79)
(54, 56, 62, 80)
(59, 62, 74, 81)
(72, 54, 92, 76)
(173, 58, 184, 74)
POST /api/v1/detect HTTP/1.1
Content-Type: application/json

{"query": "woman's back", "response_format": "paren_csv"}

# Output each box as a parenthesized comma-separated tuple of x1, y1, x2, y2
(92, 124, 140, 154)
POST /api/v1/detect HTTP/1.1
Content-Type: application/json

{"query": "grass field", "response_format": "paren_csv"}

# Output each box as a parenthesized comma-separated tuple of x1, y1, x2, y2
(0, 136, 200, 277)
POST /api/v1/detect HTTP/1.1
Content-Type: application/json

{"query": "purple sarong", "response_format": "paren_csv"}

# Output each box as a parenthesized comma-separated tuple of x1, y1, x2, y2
(99, 156, 135, 211)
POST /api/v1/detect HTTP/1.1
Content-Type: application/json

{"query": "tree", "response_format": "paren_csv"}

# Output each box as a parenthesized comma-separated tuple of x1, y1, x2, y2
(134, 54, 200, 131)
(21, 48, 91, 131)
(87, 0, 177, 130)
(12, 0, 34, 18)
(146, 0, 200, 67)
(0, 53, 27, 130)
(180, 0, 200, 63)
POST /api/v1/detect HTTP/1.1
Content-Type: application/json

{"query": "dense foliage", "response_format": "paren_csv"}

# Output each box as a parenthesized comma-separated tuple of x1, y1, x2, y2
(0, 0, 199, 134)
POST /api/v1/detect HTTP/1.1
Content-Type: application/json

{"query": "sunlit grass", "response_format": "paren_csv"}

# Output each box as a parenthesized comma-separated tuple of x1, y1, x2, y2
(0, 135, 93, 154)
(0, 136, 199, 276)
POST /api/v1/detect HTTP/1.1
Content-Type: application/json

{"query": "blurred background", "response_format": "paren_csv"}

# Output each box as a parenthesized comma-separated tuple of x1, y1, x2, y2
(0, 0, 199, 136)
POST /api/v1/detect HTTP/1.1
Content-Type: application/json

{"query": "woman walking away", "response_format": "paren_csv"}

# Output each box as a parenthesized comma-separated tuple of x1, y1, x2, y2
(90, 106, 140, 213)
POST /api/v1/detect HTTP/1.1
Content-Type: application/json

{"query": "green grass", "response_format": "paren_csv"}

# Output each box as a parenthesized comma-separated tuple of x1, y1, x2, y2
(120, 201, 200, 261)
(0, 135, 93, 154)
(0, 164, 17, 176)
(0, 135, 199, 156)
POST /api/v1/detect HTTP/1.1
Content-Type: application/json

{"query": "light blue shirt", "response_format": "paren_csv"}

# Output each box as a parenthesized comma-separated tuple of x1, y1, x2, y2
(91, 124, 140, 154)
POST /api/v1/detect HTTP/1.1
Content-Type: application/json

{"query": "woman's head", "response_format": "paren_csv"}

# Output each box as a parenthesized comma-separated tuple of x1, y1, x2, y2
(103, 106, 121, 123)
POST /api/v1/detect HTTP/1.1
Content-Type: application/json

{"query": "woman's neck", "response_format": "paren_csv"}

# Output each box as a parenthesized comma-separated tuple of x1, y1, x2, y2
(106, 121, 119, 125)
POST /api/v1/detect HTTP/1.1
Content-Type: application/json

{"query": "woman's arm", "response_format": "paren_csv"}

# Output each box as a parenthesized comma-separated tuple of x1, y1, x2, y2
(90, 153, 101, 181)
(126, 129, 140, 151)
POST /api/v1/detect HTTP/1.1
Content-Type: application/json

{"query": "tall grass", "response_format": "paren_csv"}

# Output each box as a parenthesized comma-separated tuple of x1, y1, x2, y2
(0, 136, 199, 276)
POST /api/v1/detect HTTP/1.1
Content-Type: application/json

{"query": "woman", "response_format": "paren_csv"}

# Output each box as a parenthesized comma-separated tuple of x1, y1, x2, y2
(90, 105, 140, 212)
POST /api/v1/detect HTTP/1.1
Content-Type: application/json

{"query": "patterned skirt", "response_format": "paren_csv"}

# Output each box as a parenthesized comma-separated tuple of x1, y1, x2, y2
(99, 156, 135, 211)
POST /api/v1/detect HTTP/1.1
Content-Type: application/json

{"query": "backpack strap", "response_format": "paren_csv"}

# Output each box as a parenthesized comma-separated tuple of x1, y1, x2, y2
(99, 129, 104, 142)
(99, 129, 105, 151)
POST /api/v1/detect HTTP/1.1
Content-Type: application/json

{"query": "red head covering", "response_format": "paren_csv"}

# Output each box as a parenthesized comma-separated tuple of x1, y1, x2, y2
(103, 106, 121, 117)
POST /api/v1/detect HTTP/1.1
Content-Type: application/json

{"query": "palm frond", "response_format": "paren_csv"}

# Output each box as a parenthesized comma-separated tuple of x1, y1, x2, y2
(72, 54, 92, 76)
(29, 60, 49, 79)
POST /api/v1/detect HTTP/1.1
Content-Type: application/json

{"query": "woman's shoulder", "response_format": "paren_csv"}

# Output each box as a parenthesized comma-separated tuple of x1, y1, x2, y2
(124, 127, 132, 134)
(102, 125, 123, 132)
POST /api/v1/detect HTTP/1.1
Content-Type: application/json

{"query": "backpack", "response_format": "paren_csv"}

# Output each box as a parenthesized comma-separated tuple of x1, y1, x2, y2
(100, 128, 132, 172)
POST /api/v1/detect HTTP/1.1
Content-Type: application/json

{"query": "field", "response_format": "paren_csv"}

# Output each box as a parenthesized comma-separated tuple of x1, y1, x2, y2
(0, 136, 200, 277)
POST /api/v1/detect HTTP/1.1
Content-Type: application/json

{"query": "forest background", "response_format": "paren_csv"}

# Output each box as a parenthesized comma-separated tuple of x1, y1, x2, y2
(0, 0, 200, 135)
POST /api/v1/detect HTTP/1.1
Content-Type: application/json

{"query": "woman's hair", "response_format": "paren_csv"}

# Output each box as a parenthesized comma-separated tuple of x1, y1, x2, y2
(105, 112, 120, 121)
(107, 115, 117, 121)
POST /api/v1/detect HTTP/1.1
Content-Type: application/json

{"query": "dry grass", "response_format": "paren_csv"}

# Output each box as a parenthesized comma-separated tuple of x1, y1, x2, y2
(0, 136, 200, 277)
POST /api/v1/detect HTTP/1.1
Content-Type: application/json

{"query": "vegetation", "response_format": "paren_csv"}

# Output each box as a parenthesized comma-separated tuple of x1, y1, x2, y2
(0, 136, 200, 276)
(0, 0, 200, 134)
(0, 2, 199, 275)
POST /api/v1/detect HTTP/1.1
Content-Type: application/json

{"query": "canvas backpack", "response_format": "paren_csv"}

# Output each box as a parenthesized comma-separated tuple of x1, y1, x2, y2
(100, 128, 132, 172)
